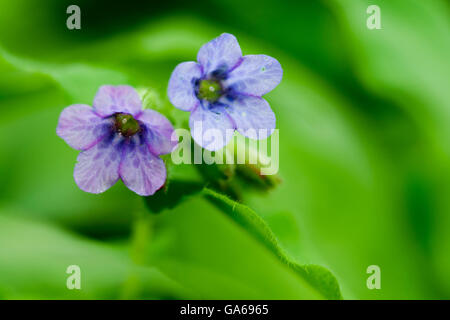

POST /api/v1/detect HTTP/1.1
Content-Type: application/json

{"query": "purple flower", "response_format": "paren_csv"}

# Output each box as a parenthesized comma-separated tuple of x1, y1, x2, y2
(168, 33, 282, 151)
(57, 85, 176, 196)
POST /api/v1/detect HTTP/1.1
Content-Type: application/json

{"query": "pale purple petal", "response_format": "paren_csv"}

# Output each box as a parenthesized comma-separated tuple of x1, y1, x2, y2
(74, 133, 123, 194)
(137, 109, 177, 155)
(57, 104, 113, 151)
(93, 85, 142, 117)
(119, 140, 166, 196)
(168, 61, 202, 111)
(189, 103, 235, 151)
(225, 55, 283, 96)
(225, 96, 275, 139)
(197, 33, 242, 75)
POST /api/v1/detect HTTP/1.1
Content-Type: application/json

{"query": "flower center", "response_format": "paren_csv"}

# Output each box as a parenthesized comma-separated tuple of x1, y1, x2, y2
(114, 113, 141, 137)
(197, 79, 222, 102)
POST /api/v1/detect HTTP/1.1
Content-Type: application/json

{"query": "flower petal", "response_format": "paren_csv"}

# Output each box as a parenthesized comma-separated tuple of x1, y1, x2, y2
(197, 33, 242, 75)
(119, 139, 166, 196)
(225, 55, 283, 96)
(168, 61, 202, 111)
(189, 103, 235, 151)
(57, 104, 113, 151)
(225, 96, 275, 139)
(137, 109, 177, 155)
(93, 85, 142, 117)
(74, 133, 123, 194)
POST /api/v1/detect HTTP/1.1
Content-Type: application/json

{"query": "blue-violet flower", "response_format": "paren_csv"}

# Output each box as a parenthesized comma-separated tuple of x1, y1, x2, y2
(57, 85, 176, 196)
(168, 33, 282, 151)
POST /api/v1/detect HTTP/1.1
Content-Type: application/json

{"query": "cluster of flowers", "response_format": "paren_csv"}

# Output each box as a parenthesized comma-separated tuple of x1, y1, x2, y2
(57, 33, 282, 196)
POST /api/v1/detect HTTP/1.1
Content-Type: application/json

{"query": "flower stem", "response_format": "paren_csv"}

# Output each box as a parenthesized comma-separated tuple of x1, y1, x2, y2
(120, 209, 153, 299)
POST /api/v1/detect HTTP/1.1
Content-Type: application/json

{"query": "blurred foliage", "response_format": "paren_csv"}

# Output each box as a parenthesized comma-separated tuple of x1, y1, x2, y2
(0, 0, 449, 299)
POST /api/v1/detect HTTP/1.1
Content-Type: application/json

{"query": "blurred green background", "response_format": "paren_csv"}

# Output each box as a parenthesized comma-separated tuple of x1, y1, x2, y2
(0, 0, 449, 299)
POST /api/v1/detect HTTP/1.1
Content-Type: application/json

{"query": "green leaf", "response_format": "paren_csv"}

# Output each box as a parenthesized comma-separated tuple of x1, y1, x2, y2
(292, 265, 343, 301)
(203, 188, 342, 300)
(0, 212, 189, 299)
(145, 181, 342, 299)
(144, 180, 204, 214)
(149, 195, 324, 299)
